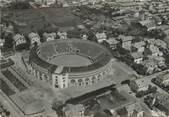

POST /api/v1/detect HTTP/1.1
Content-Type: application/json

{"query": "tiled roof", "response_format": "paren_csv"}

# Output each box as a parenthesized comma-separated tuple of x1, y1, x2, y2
(106, 38, 119, 44)
(131, 52, 143, 59)
(119, 35, 133, 42)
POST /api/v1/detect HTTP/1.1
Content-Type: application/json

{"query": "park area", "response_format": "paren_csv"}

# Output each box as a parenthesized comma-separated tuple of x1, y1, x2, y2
(3, 7, 82, 34)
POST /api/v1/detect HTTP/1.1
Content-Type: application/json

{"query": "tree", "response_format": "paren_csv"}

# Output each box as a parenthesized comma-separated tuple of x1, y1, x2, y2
(136, 91, 145, 98)
(131, 46, 138, 52)
(9, 1, 30, 9)
(127, 22, 147, 36)
(121, 80, 130, 85)
(3, 33, 13, 51)
(102, 40, 110, 49)
(144, 95, 154, 109)
(52, 101, 65, 117)
(15, 43, 29, 51)
(147, 29, 167, 40)
(116, 107, 128, 117)
(150, 86, 157, 94)
(164, 53, 169, 66)
(148, 84, 152, 91)
(132, 63, 147, 75)
(5, 111, 10, 117)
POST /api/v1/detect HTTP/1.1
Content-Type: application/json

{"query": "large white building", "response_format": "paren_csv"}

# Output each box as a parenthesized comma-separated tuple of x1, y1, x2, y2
(29, 39, 114, 89)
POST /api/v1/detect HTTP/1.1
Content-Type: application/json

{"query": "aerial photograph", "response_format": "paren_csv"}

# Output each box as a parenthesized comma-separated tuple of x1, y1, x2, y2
(0, 0, 169, 117)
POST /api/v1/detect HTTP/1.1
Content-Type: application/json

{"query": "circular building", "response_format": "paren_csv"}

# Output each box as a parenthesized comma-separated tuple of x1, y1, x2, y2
(29, 39, 114, 89)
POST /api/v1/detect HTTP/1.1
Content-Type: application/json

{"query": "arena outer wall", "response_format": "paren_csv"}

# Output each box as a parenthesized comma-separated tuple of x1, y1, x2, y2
(29, 39, 114, 89)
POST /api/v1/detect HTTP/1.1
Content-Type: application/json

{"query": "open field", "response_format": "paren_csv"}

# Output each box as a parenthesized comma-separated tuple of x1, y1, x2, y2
(4, 7, 82, 34)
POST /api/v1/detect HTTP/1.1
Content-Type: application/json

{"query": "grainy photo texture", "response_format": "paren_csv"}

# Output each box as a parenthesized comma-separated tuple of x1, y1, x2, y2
(0, 0, 169, 117)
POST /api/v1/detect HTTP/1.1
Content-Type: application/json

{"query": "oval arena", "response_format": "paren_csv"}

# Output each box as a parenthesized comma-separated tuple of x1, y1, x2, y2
(29, 39, 114, 89)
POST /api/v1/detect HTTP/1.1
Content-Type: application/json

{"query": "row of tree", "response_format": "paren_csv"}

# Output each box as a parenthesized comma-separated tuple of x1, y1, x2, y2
(136, 85, 157, 98)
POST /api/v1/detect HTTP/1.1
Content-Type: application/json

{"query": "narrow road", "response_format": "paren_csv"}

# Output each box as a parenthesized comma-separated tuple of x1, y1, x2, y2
(139, 69, 169, 96)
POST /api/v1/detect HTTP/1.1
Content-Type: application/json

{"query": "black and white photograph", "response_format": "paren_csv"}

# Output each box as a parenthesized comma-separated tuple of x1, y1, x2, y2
(0, 0, 169, 117)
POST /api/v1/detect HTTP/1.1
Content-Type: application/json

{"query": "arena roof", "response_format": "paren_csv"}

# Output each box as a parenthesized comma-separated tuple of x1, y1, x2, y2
(29, 39, 112, 74)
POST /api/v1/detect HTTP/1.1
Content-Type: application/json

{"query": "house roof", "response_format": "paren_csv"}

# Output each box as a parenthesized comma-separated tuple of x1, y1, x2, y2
(28, 32, 40, 39)
(96, 32, 107, 40)
(142, 59, 158, 68)
(119, 35, 133, 42)
(149, 56, 165, 62)
(64, 104, 84, 112)
(139, 19, 156, 29)
(155, 92, 169, 110)
(131, 52, 143, 59)
(13, 34, 25, 42)
(125, 102, 142, 114)
(149, 45, 160, 53)
(133, 41, 145, 48)
(139, 20, 152, 26)
(155, 39, 167, 48)
(159, 73, 169, 81)
(133, 78, 148, 89)
(106, 38, 119, 45)
(145, 38, 155, 44)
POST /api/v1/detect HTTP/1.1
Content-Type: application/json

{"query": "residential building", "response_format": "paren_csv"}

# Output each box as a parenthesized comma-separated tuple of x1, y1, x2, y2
(43, 32, 56, 42)
(151, 110, 167, 117)
(28, 32, 41, 46)
(156, 17, 163, 25)
(142, 59, 159, 74)
(157, 73, 169, 87)
(132, 41, 146, 52)
(145, 38, 155, 45)
(131, 52, 143, 64)
(13, 34, 27, 47)
(95, 31, 107, 43)
(149, 56, 166, 67)
(63, 104, 85, 117)
(153, 92, 169, 116)
(129, 78, 149, 92)
(125, 102, 143, 117)
(139, 19, 156, 31)
(149, 45, 163, 57)
(34, 0, 56, 6)
(105, 37, 119, 50)
(154, 39, 167, 49)
(119, 35, 133, 51)
(0, 0, 12, 7)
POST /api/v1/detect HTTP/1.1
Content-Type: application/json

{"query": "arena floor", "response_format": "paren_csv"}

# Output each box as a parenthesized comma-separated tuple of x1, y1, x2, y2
(48, 54, 92, 67)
